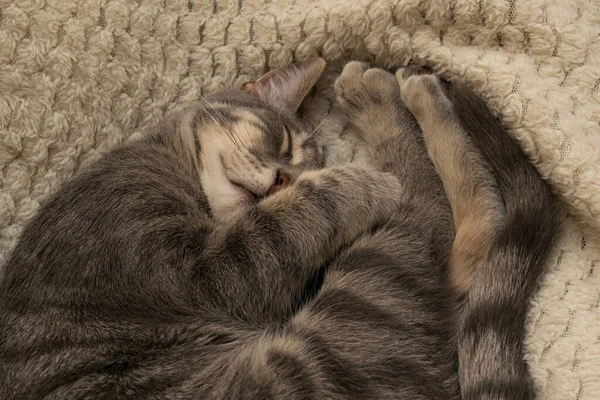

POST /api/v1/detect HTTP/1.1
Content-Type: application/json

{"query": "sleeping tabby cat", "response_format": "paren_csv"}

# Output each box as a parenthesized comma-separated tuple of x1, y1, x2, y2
(0, 59, 558, 399)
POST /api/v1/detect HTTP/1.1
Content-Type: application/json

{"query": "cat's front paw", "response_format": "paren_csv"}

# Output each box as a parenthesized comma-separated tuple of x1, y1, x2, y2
(334, 62, 405, 147)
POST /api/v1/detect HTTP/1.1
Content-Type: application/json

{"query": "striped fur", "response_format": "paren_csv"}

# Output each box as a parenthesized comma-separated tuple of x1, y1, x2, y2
(0, 60, 558, 399)
(448, 82, 560, 400)
(397, 67, 560, 399)
(0, 60, 459, 399)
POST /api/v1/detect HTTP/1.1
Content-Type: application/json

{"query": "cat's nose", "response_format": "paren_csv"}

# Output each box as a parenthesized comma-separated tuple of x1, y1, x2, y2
(268, 172, 291, 195)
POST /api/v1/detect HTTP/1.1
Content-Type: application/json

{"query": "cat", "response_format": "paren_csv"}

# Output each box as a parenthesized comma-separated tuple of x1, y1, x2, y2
(0, 58, 558, 399)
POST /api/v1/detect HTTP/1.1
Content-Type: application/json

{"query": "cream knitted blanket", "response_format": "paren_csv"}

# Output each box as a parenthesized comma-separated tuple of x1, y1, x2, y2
(1, 0, 599, 398)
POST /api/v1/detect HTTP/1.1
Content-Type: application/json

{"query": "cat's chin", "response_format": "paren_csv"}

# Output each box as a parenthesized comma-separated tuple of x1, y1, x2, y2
(208, 184, 257, 222)
(231, 185, 257, 206)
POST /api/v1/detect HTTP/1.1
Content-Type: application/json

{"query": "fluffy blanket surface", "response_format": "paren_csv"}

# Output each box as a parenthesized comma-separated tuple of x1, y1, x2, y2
(0, 0, 599, 398)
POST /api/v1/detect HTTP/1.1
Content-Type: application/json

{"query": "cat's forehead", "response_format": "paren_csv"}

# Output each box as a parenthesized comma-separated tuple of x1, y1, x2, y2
(203, 89, 289, 151)
(206, 89, 284, 124)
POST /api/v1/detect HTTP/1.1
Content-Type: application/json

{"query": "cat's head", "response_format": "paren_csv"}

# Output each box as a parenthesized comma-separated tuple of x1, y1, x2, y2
(195, 58, 327, 221)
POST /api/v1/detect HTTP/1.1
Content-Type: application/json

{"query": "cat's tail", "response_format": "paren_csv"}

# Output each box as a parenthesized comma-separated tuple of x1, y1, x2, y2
(445, 84, 560, 400)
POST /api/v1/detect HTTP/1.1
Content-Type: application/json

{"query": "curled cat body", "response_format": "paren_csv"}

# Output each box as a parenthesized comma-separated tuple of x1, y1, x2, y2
(0, 58, 559, 399)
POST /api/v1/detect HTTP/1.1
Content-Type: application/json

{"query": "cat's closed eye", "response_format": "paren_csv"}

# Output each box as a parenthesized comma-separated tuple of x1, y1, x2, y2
(280, 125, 292, 161)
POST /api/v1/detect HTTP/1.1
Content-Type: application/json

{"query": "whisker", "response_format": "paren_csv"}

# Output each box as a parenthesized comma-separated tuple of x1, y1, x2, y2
(198, 96, 243, 149)
(200, 96, 229, 124)
(197, 100, 220, 127)
(204, 99, 245, 148)
(306, 107, 336, 140)
(206, 101, 245, 150)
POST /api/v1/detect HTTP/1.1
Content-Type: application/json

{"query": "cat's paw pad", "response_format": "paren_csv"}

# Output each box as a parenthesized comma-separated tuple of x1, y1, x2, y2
(396, 67, 451, 120)
(334, 62, 403, 145)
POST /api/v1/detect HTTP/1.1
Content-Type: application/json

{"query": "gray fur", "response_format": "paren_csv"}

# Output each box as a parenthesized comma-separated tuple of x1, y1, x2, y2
(444, 79, 560, 400)
(396, 66, 559, 399)
(0, 60, 558, 399)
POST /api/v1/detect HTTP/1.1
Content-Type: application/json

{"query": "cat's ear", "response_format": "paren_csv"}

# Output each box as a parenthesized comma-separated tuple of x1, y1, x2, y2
(242, 58, 326, 112)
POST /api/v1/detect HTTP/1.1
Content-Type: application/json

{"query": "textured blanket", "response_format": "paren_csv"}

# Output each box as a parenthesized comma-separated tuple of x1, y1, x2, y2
(1, 0, 599, 398)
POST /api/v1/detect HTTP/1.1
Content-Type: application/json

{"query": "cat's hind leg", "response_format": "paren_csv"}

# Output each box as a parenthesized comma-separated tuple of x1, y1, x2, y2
(398, 67, 560, 400)
(396, 68, 504, 295)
